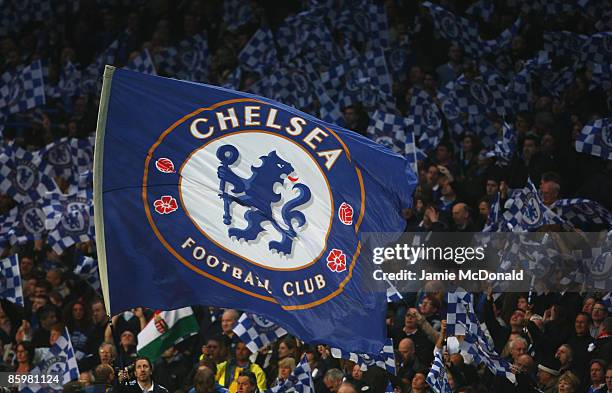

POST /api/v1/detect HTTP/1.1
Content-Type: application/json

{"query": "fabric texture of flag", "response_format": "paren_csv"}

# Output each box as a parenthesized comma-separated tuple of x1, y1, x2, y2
(233, 313, 288, 353)
(223, 0, 253, 31)
(0, 60, 45, 114)
(74, 255, 102, 293)
(502, 179, 568, 231)
(81, 40, 119, 94)
(426, 348, 453, 393)
(551, 198, 612, 230)
(408, 88, 442, 152)
(422, 2, 522, 58)
(94, 67, 417, 354)
(575, 117, 612, 160)
(0, 254, 24, 307)
(137, 307, 200, 361)
(43, 190, 94, 254)
(21, 327, 80, 392)
(446, 289, 515, 384)
(125, 49, 157, 75)
(0, 144, 57, 204)
(239, 27, 278, 75)
(330, 339, 396, 375)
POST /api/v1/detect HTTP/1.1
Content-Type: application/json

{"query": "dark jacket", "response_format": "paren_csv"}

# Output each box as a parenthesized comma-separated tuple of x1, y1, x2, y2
(117, 380, 169, 393)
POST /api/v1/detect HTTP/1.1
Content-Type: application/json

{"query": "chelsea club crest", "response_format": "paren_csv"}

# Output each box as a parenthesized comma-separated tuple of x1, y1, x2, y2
(143, 99, 366, 308)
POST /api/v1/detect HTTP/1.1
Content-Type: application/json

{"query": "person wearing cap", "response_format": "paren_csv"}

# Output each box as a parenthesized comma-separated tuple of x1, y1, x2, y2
(537, 357, 561, 393)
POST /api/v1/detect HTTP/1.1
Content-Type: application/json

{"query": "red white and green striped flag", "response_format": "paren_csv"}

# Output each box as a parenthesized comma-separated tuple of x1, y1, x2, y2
(137, 307, 199, 361)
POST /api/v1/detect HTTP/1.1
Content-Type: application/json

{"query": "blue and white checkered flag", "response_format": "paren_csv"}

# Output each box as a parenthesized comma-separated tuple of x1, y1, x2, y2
(49, 61, 81, 99)
(331, 338, 396, 375)
(179, 33, 209, 82)
(385, 37, 411, 85)
(232, 313, 288, 353)
(0, 60, 45, 114)
(74, 255, 101, 293)
(81, 40, 119, 94)
(436, 86, 464, 137)
(10, 201, 49, 245)
(320, 48, 392, 105)
(461, 327, 516, 384)
(21, 327, 80, 392)
(276, 9, 325, 59)
(575, 117, 612, 160)
(446, 289, 475, 337)
(269, 59, 318, 111)
(590, 63, 612, 91)
(239, 27, 278, 75)
(0, 207, 18, 250)
(579, 32, 612, 65)
(446, 289, 515, 384)
(519, 0, 577, 19)
(268, 356, 314, 393)
(315, 84, 344, 127)
(385, 279, 403, 303)
(0, 144, 57, 203)
(125, 49, 157, 75)
(406, 131, 427, 175)
(43, 190, 94, 254)
(366, 110, 409, 154)
(502, 179, 568, 231)
(543, 31, 588, 60)
(466, 0, 495, 23)
(223, 0, 253, 31)
(335, 1, 390, 49)
(551, 198, 612, 230)
(385, 381, 394, 393)
(483, 193, 504, 232)
(222, 66, 242, 90)
(426, 348, 452, 393)
(422, 2, 522, 58)
(408, 88, 442, 152)
(507, 52, 551, 112)
(155, 33, 209, 81)
(0, 254, 24, 307)
(486, 122, 516, 164)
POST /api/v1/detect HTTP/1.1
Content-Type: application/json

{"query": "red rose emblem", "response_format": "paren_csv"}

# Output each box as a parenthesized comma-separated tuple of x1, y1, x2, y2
(154, 195, 178, 214)
(155, 157, 176, 173)
(326, 249, 347, 273)
(338, 202, 353, 225)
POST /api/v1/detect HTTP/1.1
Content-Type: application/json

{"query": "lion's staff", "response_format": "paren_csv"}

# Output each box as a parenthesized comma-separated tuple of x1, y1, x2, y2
(216, 145, 239, 225)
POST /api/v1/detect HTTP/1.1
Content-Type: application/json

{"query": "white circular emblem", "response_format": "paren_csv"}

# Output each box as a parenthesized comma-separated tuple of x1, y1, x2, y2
(15, 163, 38, 192)
(22, 205, 46, 234)
(61, 202, 88, 233)
(375, 136, 395, 150)
(48, 143, 72, 166)
(180, 132, 332, 270)
(251, 314, 275, 328)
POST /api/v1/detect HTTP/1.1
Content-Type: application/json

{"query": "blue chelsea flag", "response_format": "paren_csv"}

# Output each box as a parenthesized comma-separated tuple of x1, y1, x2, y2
(93, 67, 417, 354)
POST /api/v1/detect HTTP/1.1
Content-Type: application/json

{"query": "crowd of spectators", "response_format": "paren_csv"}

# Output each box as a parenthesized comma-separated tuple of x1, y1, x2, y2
(1, 0, 612, 392)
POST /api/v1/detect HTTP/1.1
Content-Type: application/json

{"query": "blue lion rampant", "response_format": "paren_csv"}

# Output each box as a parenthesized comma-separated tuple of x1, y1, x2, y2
(216, 144, 311, 254)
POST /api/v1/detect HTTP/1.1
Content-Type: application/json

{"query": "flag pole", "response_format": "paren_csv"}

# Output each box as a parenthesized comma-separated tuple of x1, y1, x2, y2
(93, 65, 115, 317)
